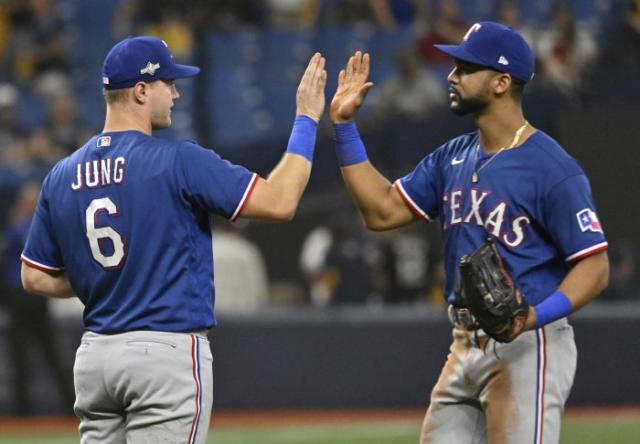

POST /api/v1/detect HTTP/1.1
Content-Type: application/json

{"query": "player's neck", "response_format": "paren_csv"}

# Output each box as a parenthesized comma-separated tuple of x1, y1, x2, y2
(103, 106, 152, 135)
(476, 107, 529, 154)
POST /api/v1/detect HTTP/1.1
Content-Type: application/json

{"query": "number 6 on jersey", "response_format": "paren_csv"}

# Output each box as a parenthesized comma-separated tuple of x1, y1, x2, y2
(86, 197, 126, 268)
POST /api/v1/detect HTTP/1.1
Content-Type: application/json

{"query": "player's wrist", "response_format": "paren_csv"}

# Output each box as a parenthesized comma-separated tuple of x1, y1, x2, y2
(331, 116, 353, 124)
(286, 115, 318, 162)
(333, 122, 368, 167)
(533, 291, 572, 328)
(524, 306, 537, 331)
(295, 112, 320, 124)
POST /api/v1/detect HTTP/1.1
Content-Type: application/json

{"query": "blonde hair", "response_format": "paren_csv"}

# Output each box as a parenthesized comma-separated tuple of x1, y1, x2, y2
(102, 87, 132, 105)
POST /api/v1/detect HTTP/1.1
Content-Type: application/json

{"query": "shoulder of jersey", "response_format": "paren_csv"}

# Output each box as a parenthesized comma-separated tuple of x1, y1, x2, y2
(437, 131, 478, 161)
(526, 130, 583, 179)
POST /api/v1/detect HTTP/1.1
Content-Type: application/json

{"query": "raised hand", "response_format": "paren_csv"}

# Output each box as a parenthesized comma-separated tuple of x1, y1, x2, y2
(330, 51, 374, 123)
(296, 52, 327, 123)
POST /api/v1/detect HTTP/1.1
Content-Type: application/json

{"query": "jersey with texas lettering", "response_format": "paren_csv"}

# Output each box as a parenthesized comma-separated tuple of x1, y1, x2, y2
(394, 130, 607, 306)
(22, 131, 258, 333)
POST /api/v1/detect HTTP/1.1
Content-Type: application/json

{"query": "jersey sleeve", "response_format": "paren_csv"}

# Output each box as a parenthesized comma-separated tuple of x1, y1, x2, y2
(543, 174, 608, 262)
(21, 177, 65, 272)
(393, 151, 442, 221)
(176, 142, 258, 220)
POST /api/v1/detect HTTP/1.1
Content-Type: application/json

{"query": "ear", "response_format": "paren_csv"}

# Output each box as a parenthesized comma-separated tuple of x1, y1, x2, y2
(133, 82, 148, 104)
(493, 73, 513, 95)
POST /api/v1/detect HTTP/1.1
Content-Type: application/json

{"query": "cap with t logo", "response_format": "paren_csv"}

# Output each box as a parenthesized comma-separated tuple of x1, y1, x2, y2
(434, 22, 535, 83)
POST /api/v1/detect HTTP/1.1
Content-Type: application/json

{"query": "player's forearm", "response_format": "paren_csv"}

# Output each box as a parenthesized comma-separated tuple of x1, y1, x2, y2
(526, 250, 609, 330)
(333, 122, 414, 231)
(340, 162, 400, 230)
(259, 114, 316, 220)
(262, 153, 312, 221)
(238, 116, 318, 221)
(21, 263, 75, 298)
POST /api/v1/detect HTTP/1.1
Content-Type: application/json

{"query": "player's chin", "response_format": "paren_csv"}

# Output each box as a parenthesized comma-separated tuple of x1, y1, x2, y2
(450, 98, 484, 116)
(449, 102, 467, 116)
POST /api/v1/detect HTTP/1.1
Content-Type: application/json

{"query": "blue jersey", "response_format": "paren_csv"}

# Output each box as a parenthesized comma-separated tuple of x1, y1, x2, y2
(22, 131, 257, 333)
(394, 130, 607, 306)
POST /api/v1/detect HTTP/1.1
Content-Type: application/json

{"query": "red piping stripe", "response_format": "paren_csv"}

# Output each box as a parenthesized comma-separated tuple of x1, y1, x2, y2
(566, 243, 608, 263)
(188, 336, 202, 444)
(20, 256, 64, 273)
(231, 173, 259, 221)
(393, 181, 431, 221)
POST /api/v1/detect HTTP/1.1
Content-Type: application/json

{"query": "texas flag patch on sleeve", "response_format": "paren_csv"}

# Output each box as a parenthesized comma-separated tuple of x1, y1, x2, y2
(576, 208, 602, 233)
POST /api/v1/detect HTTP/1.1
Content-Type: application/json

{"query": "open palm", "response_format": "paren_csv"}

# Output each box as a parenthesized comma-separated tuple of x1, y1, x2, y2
(296, 52, 327, 123)
(330, 51, 374, 123)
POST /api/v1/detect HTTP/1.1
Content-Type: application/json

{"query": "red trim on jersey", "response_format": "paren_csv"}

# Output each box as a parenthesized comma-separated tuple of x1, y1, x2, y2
(20, 255, 64, 273)
(393, 180, 431, 221)
(566, 242, 608, 263)
(188, 336, 202, 444)
(231, 173, 259, 221)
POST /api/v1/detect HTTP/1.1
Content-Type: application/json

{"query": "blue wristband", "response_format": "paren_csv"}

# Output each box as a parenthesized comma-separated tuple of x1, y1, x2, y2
(333, 122, 369, 167)
(286, 115, 318, 161)
(534, 291, 572, 328)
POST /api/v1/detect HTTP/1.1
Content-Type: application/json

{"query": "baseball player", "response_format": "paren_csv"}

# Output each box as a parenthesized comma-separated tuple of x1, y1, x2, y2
(20, 36, 326, 443)
(329, 22, 609, 443)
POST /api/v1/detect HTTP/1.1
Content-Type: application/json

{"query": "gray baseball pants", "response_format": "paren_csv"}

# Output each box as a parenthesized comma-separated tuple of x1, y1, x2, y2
(73, 330, 213, 444)
(421, 318, 577, 444)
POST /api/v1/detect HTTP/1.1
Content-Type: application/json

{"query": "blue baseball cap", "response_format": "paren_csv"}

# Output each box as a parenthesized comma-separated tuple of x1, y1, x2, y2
(102, 36, 200, 90)
(434, 22, 534, 83)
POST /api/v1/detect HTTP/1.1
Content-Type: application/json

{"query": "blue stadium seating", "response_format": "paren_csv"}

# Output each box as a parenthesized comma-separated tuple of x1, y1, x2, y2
(57, 0, 617, 151)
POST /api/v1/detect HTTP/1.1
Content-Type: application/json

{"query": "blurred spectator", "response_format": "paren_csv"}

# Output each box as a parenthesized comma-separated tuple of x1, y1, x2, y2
(140, 17, 194, 61)
(187, 0, 267, 31)
(0, 82, 24, 150)
(600, 0, 640, 71)
(374, 223, 432, 303)
(266, 0, 319, 29)
(113, 0, 194, 60)
(44, 94, 93, 153)
(495, 0, 536, 48)
(3, 0, 73, 88)
(111, 0, 140, 38)
(535, 1, 598, 101)
(299, 224, 333, 305)
(0, 128, 64, 181)
(0, 181, 74, 414)
(426, 259, 445, 305)
(213, 220, 270, 314)
(318, 0, 379, 28)
(368, 0, 429, 31)
(323, 214, 379, 305)
(368, 47, 446, 124)
(417, 0, 469, 65)
(300, 211, 379, 307)
(0, 4, 10, 76)
(601, 240, 638, 301)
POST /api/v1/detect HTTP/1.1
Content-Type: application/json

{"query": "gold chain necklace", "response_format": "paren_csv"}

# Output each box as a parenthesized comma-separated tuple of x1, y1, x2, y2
(471, 121, 529, 183)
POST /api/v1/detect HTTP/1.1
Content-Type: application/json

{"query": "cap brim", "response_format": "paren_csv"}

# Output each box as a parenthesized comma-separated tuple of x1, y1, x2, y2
(433, 44, 489, 68)
(165, 63, 200, 80)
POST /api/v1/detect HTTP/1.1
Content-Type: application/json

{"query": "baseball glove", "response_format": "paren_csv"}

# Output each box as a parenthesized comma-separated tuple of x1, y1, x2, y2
(459, 238, 529, 343)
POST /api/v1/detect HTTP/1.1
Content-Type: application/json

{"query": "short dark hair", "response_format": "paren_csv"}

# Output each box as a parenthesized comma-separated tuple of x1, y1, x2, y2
(488, 69, 526, 100)
(509, 77, 525, 100)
